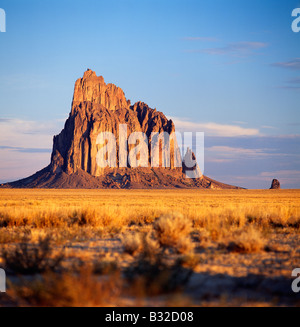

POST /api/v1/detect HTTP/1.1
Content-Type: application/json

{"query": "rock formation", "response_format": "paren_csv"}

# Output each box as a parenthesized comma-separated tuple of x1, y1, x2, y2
(2, 69, 239, 189)
(270, 179, 280, 190)
(72, 69, 130, 111)
(50, 69, 182, 177)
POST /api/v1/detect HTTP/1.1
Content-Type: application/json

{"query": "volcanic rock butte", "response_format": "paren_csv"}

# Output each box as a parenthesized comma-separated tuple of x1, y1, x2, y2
(270, 179, 281, 190)
(3, 69, 239, 189)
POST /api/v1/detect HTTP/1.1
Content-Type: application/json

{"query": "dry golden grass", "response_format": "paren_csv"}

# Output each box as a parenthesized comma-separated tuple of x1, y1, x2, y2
(0, 188, 299, 306)
(2, 235, 64, 275)
(224, 226, 266, 253)
(153, 212, 193, 252)
(0, 189, 299, 232)
(122, 232, 144, 255)
(7, 267, 122, 307)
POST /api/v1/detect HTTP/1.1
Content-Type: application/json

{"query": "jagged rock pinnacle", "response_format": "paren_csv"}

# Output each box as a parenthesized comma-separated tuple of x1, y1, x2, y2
(72, 69, 129, 111)
(2, 70, 239, 189)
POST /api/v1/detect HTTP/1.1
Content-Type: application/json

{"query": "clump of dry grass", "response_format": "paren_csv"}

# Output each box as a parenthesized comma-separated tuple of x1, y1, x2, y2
(153, 212, 193, 254)
(68, 210, 97, 227)
(176, 253, 201, 270)
(0, 227, 32, 244)
(141, 232, 161, 258)
(0, 207, 129, 231)
(121, 231, 160, 258)
(2, 235, 64, 274)
(7, 267, 122, 307)
(125, 249, 194, 296)
(286, 216, 300, 229)
(268, 215, 300, 229)
(122, 212, 194, 257)
(173, 236, 195, 254)
(122, 220, 196, 295)
(122, 232, 143, 256)
(224, 226, 266, 254)
(245, 206, 300, 230)
(193, 209, 246, 230)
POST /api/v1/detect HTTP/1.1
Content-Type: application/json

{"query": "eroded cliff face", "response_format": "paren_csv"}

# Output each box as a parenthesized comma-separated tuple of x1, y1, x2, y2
(3, 70, 241, 189)
(72, 69, 130, 111)
(50, 69, 182, 176)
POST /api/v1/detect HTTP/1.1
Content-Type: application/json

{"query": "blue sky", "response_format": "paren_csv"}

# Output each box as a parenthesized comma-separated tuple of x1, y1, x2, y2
(0, 0, 299, 188)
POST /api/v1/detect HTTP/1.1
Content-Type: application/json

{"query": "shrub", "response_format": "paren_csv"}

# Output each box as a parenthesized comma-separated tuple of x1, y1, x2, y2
(153, 212, 193, 253)
(287, 216, 300, 229)
(2, 235, 63, 274)
(122, 232, 143, 256)
(68, 210, 96, 227)
(174, 236, 195, 254)
(8, 267, 121, 307)
(225, 227, 265, 254)
(122, 231, 161, 257)
(124, 250, 193, 296)
(141, 232, 160, 259)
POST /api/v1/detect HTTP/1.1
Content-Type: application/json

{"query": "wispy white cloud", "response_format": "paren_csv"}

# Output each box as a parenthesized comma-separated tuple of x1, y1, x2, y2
(269, 134, 300, 139)
(0, 118, 61, 149)
(277, 86, 300, 91)
(201, 134, 300, 189)
(259, 170, 300, 186)
(261, 125, 277, 129)
(0, 118, 62, 182)
(208, 170, 300, 189)
(271, 58, 300, 70)
(0, 147, 51, 183)
(260, 170, 300, 178)
(205, 146, 280, 165)
(206, 158, 233, 163)
(232, 121, 248, 125)
(287, 123, 300, 127)
(0, 146, 51, 153)
(206, 145, 299, 162)
(207, 145, 270, 158)
(185, 41, 268, 57)
(276, 74, 300, 91)
(287, 77, 300, 84)
(170, 117, 260, 137)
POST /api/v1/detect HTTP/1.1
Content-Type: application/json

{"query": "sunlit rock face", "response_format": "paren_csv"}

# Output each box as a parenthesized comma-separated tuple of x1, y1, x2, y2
(4, 70, 240, 189)
(51, 69, 182, 177)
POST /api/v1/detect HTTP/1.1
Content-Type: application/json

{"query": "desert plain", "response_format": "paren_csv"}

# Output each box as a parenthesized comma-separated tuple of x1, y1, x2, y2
(0, 188, 299, 306)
